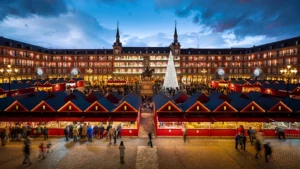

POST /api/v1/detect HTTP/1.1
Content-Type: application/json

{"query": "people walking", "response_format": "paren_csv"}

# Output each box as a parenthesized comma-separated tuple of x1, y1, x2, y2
(73, 126, 78, 142)
(43, 126, 49, 140)
(238, 125, 245, 135)
(275, 127, 286, 140)
(38, 142, 46, 159)
(264, 142, 272, 162)
(117, 124, 122, 139)
(35, 125, 41, 138)
(22, 136, 32, 165)
(148, 132, 153, 148)
(182, 127, 187, 143)
(108, 128, 113, 144)
(64, 125, 70, 141)
(255, 128, 264, 159)
(235, 134, 241, 150)
(119, 141, 125, 164)
(82, 123, 87, 139)
(93, 125, 99, 138)
(87, 125, 93, 142)
(1, 128, 8, 146)
(248, 127, 255, 145)
(106, 124, 112, 139)
(113, 128, 117, 145)
(99, 124, 105, 139)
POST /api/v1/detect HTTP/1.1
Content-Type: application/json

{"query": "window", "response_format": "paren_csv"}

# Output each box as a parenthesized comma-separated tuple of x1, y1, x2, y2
(292, 57, 297, 64)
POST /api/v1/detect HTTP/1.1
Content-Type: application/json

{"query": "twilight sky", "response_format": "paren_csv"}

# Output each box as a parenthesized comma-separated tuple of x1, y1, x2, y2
(0, 0, 300, 49)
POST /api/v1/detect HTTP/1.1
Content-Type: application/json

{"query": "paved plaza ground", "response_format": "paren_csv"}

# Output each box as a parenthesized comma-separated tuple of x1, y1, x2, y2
(0, 137, 300, 169)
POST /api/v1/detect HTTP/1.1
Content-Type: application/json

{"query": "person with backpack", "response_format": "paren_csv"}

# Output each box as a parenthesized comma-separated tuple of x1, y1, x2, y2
(264, 142, 272, 162)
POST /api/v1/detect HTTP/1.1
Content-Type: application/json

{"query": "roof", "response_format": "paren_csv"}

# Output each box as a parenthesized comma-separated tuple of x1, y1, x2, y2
(72, 91, 86, 99)
(153, 93, 171, 110)
(72, 97, 90, 111)
(209, 91, 222, 99)
(180, 96, 199, 111)
(247, 92, 263, 101)
(98, 97, 115, 112)
(0, 96, 16, 111)
(122, 93, 141, 110)
(230, 98, 251, 111)
(172, 91, 188, 103)
(0, 83, 34, 91)
(282, 97, 300, 112)
(18, 91, 49, 110)
(45, 92, 68, 110)
(86, 93, 99, 103)
(122, 47, 170, 53)
(228, 92, 242, 100)
(90, 91, 104, 99)
(255, 97, 278, 111)
(204, 98, 224, 111)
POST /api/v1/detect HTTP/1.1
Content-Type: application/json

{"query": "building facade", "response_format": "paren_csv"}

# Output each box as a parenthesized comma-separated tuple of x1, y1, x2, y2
(0, 25, 299, 84)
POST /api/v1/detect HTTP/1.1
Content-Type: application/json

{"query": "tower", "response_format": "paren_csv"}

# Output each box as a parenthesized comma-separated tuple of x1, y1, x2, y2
(170, 21, 181, 56)
(113, 21, 122, 55)
(163, 51, 179, 89)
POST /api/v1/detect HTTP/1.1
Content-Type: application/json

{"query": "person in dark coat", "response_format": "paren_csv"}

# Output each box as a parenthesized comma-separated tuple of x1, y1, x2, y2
(43, 126, 49, 140)
(275, 127, 285, 140)
(248, 127, 255, 145)
(22, 136, 32, 165)
(148, 132, 153, 148)
(64, 126, 70, 141)
(93, 125, 99, 138)
(264, 142, 272, 162)
(255, 140, 262, 158)
(106, 124, 112, 139)
(87, 125, 93, 142)
(235, 134, 241, 149)
(99, 124, 105, 139)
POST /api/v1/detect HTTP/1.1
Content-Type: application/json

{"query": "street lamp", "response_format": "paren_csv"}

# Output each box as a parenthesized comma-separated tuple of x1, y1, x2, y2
(0, 65, 19, 96)
(280, 65, 297, 97)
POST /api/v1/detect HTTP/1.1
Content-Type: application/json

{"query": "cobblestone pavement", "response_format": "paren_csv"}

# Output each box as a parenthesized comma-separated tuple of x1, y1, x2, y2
(0, 137, 300, 169)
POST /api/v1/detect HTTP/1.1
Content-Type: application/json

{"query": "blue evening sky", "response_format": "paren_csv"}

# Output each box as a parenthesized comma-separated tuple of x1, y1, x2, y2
(0, 0, 300, 49)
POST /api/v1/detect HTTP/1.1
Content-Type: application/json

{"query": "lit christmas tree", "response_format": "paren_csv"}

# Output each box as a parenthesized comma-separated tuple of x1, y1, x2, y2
(163, 51, 179, 89)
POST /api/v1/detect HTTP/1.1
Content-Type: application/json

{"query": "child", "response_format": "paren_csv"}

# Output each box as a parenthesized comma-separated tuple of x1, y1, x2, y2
(38, 143, 46, 159)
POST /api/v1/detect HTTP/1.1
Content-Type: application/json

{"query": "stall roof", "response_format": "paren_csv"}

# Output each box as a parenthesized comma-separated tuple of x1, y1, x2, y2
(86, 93, 99, 103)
(72, 91, 86, 99)
(90, 91, 104, 99)
(282, 97, 300, 112)
(230, 98, 251, 111)
(45, 92, 68, 110)
(98, 97, 115, 112)
(228, 92, 242, 100)
(209, 91, 222, 99)
(172, 91, 189, 103)
(0, 96, 16, 111)
(72, 97, 90, 111)
(0, 83, 33, 91)
(181, 96, 202, 111)
(153, 93, 172, 111)
(256, 97, 278, 111)
(247, 92, 263, 101)
(123, 93, 141, 111)
(204, 98, 224, 111)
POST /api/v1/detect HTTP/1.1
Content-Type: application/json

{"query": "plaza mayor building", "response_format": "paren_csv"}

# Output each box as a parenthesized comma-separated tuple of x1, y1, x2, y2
(0, 25, 299, 84)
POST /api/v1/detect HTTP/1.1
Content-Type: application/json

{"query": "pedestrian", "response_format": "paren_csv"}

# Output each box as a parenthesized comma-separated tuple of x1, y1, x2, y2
(235, 134, 241, 149)
(182, 127, 187, 143)
(38, 142, 46, 159)
(238, 125, 245, 135)
(36, 125, 41, 138)
(108, 128, 113, 144)
(26, 124, 31, 137)
(240, 134, 247, 150)
(82, 123, 87, 139)
(148, 132, 153, 148)
(264, 142, 272, 162)
(1, 128, 8, 146)
(117, 124, 122, 139)
(247, 127, 255, 145)
(119, 141, 125, 164)
(255, 140, 262, 159)
(64, 125, 70, 141)
(87, 125, 93, 142)
(99, 124, 105, 139)
(106, 124, 112, 139)
(93, 125, 99, 138)
(275, 127, 286, 140)
(46, 142, 52, 153)
(43, 126, 49, 140)
(22, 136, 32, 165)
(113, 128, 117, 145)
(73, 126, 78, 142)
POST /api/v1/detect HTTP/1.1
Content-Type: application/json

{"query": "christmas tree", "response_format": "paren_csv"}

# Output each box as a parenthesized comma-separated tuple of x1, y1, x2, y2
(163, 51, 179, 89)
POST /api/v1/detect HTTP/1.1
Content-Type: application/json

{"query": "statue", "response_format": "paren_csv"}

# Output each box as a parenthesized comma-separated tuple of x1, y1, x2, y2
(141, 66, 155, 81)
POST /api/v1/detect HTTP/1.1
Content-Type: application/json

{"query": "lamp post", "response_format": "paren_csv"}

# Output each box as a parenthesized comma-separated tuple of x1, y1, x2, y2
(280, 65, 297, 97)
(0, 65, 19, 97)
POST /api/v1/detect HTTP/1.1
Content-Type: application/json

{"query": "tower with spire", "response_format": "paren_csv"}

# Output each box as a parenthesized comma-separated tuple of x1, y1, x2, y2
(113, 21, 122, 55)
(170, 21, 181, 56)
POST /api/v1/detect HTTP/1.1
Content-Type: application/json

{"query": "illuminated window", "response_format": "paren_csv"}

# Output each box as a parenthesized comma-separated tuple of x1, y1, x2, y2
(43, 105, 46, 110)
(69, 105, 72, 110)
(16, 105, 19, 110)
(168, 106, 171, 111)
(278, 106, 281, 111)
(251, 106, 254, 111)
(224, 106, 227, 111)
(124, 106, 127, 111)
(196, 106, 200, 111)
(95, 106, 98, 111)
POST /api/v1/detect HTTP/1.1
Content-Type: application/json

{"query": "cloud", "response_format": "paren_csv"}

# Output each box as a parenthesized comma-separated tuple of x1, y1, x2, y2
(0, 0, 68, 21)
(155, 0, 300, 39)
(0, 11, 115, 49)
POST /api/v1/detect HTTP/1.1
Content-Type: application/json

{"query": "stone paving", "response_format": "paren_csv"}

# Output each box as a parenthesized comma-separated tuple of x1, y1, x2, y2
(0, 137, 300, 169)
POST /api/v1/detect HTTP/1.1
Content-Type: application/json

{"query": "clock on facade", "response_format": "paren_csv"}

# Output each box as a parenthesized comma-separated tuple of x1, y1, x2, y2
(254, 69, 260, 76)
(217, 68, 225, 76)
(36, 68, 43, 76)
(71, 68, 79, 76)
